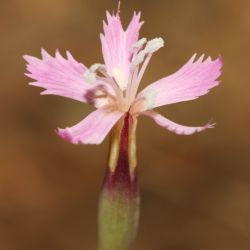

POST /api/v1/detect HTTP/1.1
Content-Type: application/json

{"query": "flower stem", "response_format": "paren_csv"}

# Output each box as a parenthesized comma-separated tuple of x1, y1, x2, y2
(98, 113, 139, 250)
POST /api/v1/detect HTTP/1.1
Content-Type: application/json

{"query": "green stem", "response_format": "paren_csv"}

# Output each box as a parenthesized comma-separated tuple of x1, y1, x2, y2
(98, 113, 139, 250)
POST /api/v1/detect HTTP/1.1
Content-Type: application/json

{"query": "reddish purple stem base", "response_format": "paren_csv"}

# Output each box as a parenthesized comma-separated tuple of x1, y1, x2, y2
(103, 113, 138, 198)
(98, 113, 139, 250)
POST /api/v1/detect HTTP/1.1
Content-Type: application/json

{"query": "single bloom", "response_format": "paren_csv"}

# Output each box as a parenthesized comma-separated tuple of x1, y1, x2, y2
(24, 8, 223, 144)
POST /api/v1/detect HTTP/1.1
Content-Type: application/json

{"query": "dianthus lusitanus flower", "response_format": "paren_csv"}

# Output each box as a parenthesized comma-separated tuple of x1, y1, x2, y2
(24, 6, 222, 250)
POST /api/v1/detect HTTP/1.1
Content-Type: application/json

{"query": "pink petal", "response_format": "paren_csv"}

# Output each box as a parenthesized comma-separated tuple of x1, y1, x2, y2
(24, 49, 102, 104)
(100, 11, 143, 86)
(57, 108, 124, 144)
(139, 54, 223, 108)
(144, 111, 214, 135)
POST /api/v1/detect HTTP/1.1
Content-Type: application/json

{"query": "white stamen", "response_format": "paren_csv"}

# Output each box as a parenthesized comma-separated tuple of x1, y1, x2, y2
(84, 63, 107, 84)
(145, 89, 157, 109)
(144, 37, 165, 54)
(84, 69, 96, 84)
(132, 38, 147, 50)
(130, 51, 146, 69)
(90, 63, 106, 73)
(112, 68, 126, 91)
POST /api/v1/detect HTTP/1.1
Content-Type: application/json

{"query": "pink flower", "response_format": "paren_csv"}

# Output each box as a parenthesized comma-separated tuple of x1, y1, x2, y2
(24, 8, 223, 145)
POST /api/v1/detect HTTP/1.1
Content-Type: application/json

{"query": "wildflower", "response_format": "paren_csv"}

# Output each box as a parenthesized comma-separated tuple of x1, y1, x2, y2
(24, 6, 223, 250)
(24, 11, 222, 145)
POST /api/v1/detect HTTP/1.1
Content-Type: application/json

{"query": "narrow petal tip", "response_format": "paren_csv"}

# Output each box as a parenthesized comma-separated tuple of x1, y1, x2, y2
(56, 128, 74, 143)
(23, 55, 29, 61)
(23, 55, 38, 64)
(206, 120, 216, 129)
(117, 0, 121, 15)
(144, 111, 216, 136)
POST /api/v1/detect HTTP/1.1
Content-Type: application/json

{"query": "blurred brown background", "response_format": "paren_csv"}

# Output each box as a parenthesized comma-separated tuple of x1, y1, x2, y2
(1, 0, 250, 249)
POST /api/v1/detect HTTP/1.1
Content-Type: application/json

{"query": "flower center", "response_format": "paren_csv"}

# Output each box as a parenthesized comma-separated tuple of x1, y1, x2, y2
(84, 37, 164, 113)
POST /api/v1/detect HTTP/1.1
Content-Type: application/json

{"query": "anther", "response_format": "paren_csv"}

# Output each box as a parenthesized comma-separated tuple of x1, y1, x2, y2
(90, 63, 106, 73)
(132, 38, 147, 50)
(130, 51, 146, 69)
(84, 70, 96, 84)
(84, 64, 106, 84)
(144, 37, 165, 54)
